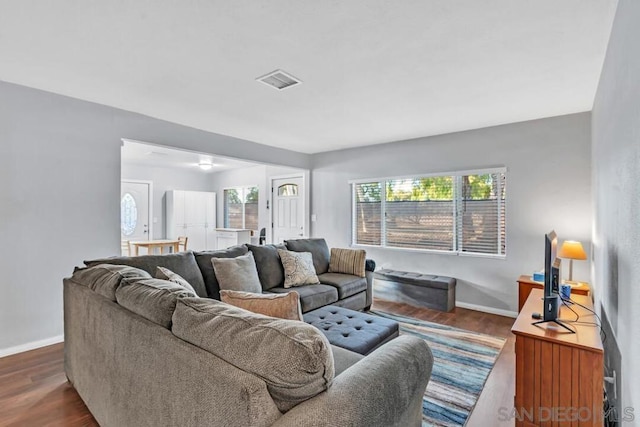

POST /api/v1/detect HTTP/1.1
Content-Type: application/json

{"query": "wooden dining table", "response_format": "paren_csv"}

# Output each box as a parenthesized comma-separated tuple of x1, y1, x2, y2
(129, 239, 180, 256)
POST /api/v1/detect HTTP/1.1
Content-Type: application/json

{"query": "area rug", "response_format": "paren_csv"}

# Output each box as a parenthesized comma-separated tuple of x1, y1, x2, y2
(370, 311, 506, 427)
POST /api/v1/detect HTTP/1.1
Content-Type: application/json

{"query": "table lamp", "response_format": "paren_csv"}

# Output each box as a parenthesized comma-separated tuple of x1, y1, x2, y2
(558, 240, 587, 284)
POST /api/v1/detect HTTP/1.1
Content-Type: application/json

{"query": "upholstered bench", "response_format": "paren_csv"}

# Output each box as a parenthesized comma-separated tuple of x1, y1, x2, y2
(374, 269, 457, 312)
(304, 305, 399, 355)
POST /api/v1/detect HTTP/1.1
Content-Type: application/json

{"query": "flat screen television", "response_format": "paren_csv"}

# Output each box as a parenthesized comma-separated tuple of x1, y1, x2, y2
(533, 230, 574, 333)
(544, 230, 558, 296)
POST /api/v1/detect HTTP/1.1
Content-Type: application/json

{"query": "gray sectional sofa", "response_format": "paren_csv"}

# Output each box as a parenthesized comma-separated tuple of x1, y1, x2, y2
(86, 238, 375, 313)
(65, 240, 434, 426)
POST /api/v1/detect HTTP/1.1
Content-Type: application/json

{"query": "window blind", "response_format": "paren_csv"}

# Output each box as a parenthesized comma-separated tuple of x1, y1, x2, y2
(457, 173, 506, 255)
(351, 169, 506, 257)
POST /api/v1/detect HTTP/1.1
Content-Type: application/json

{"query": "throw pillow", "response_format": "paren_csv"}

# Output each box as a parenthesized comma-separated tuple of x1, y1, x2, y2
(277, 249, 320, 288)
(211, 252, 262, 293)
(220, 289, 303, 321)
(328, 248, 367, 278)
(155, 266, 199, 297)
(172, 298, 334, 412)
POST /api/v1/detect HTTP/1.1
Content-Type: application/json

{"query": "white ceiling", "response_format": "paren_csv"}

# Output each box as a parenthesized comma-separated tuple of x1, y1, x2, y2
(0, 1, 617, 154)
(121, 139, 258, 172)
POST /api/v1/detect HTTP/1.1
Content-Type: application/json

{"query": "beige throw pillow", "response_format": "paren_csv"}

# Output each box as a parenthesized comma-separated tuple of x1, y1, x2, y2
(277, 249, 320, 288)
(155, 266, 199, 296)
(211, 252, 262, 293)
(220, 290, 303, 321)
(328, 248, 367, 277)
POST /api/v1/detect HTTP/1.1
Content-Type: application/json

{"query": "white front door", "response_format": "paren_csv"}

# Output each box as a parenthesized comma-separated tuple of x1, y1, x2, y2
(272, 177, 305, 243)
(121, 181, 152, 252)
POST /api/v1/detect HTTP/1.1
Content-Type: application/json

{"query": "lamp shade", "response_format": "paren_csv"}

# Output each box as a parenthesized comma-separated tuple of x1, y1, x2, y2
(558, 240, 587, 260)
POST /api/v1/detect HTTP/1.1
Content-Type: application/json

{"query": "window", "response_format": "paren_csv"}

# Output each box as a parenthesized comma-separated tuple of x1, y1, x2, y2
(277, 183, 298, 196)
(352, 169, 506, 256)
(224, 186, 259, 230)
(120, 193, 137, 236)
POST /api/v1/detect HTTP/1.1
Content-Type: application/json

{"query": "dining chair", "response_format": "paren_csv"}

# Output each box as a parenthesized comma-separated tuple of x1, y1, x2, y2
(121, 240, 131, 256)
(178, 236, 188, 252)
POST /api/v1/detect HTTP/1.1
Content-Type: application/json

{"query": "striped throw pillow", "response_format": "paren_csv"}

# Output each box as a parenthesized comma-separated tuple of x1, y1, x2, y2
(328, 248, 366, 277)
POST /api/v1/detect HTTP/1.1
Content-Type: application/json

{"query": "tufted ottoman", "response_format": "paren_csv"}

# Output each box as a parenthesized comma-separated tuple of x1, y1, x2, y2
(303, 305, 399, 355)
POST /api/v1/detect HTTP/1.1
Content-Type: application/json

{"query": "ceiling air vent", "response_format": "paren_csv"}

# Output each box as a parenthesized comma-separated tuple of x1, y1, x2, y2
(256, 69, 302, 90)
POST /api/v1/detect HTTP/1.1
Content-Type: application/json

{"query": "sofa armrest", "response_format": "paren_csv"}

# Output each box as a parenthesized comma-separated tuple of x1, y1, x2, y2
(271, 335, 433, 427)
(364, 259, 375, 308)
(365, 258, 376, 272)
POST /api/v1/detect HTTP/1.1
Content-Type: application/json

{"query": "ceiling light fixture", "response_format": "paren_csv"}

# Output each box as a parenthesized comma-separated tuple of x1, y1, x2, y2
(256, 69, 302, 90)
(198, 162, 214, 171)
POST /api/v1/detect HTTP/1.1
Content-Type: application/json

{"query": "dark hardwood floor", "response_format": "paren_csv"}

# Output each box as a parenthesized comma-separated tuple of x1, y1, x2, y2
(0, 299, 516, 426)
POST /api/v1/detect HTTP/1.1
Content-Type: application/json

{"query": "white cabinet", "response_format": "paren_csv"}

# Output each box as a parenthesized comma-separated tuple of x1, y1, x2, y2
(166, 190, 216, 251)
(216, 228, 252, 249)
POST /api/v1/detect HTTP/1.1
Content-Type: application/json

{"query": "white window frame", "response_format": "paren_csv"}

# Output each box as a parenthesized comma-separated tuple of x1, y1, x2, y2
(350, 167, 507, 259)
(223, 185, 259, 230)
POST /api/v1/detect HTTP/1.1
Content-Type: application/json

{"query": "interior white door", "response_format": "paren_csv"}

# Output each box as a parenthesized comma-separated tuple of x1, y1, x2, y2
(121, 181, 151, 245)
(272, 177, 305, 243)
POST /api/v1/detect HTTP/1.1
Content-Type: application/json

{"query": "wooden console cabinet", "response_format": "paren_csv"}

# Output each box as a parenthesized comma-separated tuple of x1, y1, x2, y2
(517, 275, 590, 312)
(512, 289, 603, 427)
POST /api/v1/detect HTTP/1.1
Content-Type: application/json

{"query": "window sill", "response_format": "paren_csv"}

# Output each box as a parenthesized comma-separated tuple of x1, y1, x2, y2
(351, 243, 506, 260)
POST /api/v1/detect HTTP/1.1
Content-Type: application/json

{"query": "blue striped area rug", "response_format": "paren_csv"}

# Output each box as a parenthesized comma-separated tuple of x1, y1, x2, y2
(371, 311, 506, 427)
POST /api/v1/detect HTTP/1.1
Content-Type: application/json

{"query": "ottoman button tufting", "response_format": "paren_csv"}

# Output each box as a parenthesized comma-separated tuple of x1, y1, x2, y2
(303, 305, 400, 355)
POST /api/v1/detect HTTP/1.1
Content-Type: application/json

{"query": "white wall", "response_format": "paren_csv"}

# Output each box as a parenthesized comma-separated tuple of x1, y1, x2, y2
(592, 0, 640, 413)
(121, 163, 216, 239)
(311, 113, 592, 314)
(210, 164, 309, 243)
(0, 81, 310, 356)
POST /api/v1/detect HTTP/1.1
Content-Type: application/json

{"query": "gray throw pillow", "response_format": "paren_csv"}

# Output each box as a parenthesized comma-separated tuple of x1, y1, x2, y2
(194, 245, 249, 299)
(284, 238, 330, 275)
(277, 249, 320, 288)
(155, 266, 199, 297)
(212, 252, 262, 293)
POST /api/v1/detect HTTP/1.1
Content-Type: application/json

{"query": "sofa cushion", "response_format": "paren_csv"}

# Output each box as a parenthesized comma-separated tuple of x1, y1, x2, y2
(285, 238, 330, 275)
(247, 243, 286, 290)
(328, 248, 366, 278)
(331, 345, 364, 376)
(317, 273, 367, 299)
(220, 289, 303, 321)
(85, 251, 207, 298)
(115, 278, 196, 328)
(194, 245, 248, 299)
(212, 252, 262, 293)
(278, 250, 320, 288)
(70, 264, 151, 301)
(172, 298, 334, 413)
(155, 266, 199, 296)
(269, 284, 338, 313)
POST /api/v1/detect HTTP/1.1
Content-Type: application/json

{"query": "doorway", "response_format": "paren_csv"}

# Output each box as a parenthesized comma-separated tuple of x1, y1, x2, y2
(121, 180, 152, 254)
(271, 175, 306, 243)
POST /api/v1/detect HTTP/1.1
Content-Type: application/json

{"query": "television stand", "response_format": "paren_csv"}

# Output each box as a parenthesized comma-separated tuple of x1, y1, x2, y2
(511, 289, 603, 426)
(531, 318, 575, 333)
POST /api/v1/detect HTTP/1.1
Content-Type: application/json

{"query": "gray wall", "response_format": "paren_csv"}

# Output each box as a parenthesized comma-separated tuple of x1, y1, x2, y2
(311, 113, 592, 314)
(0, 81, 310, 354)
(121, 163, 216, 239)
(592, 0, 639, 413)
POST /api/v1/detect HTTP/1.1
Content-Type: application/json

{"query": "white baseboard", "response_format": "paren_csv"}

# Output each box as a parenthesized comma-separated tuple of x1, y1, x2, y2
(0, 335, 64, 359)
(456, 301, 518, 318)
